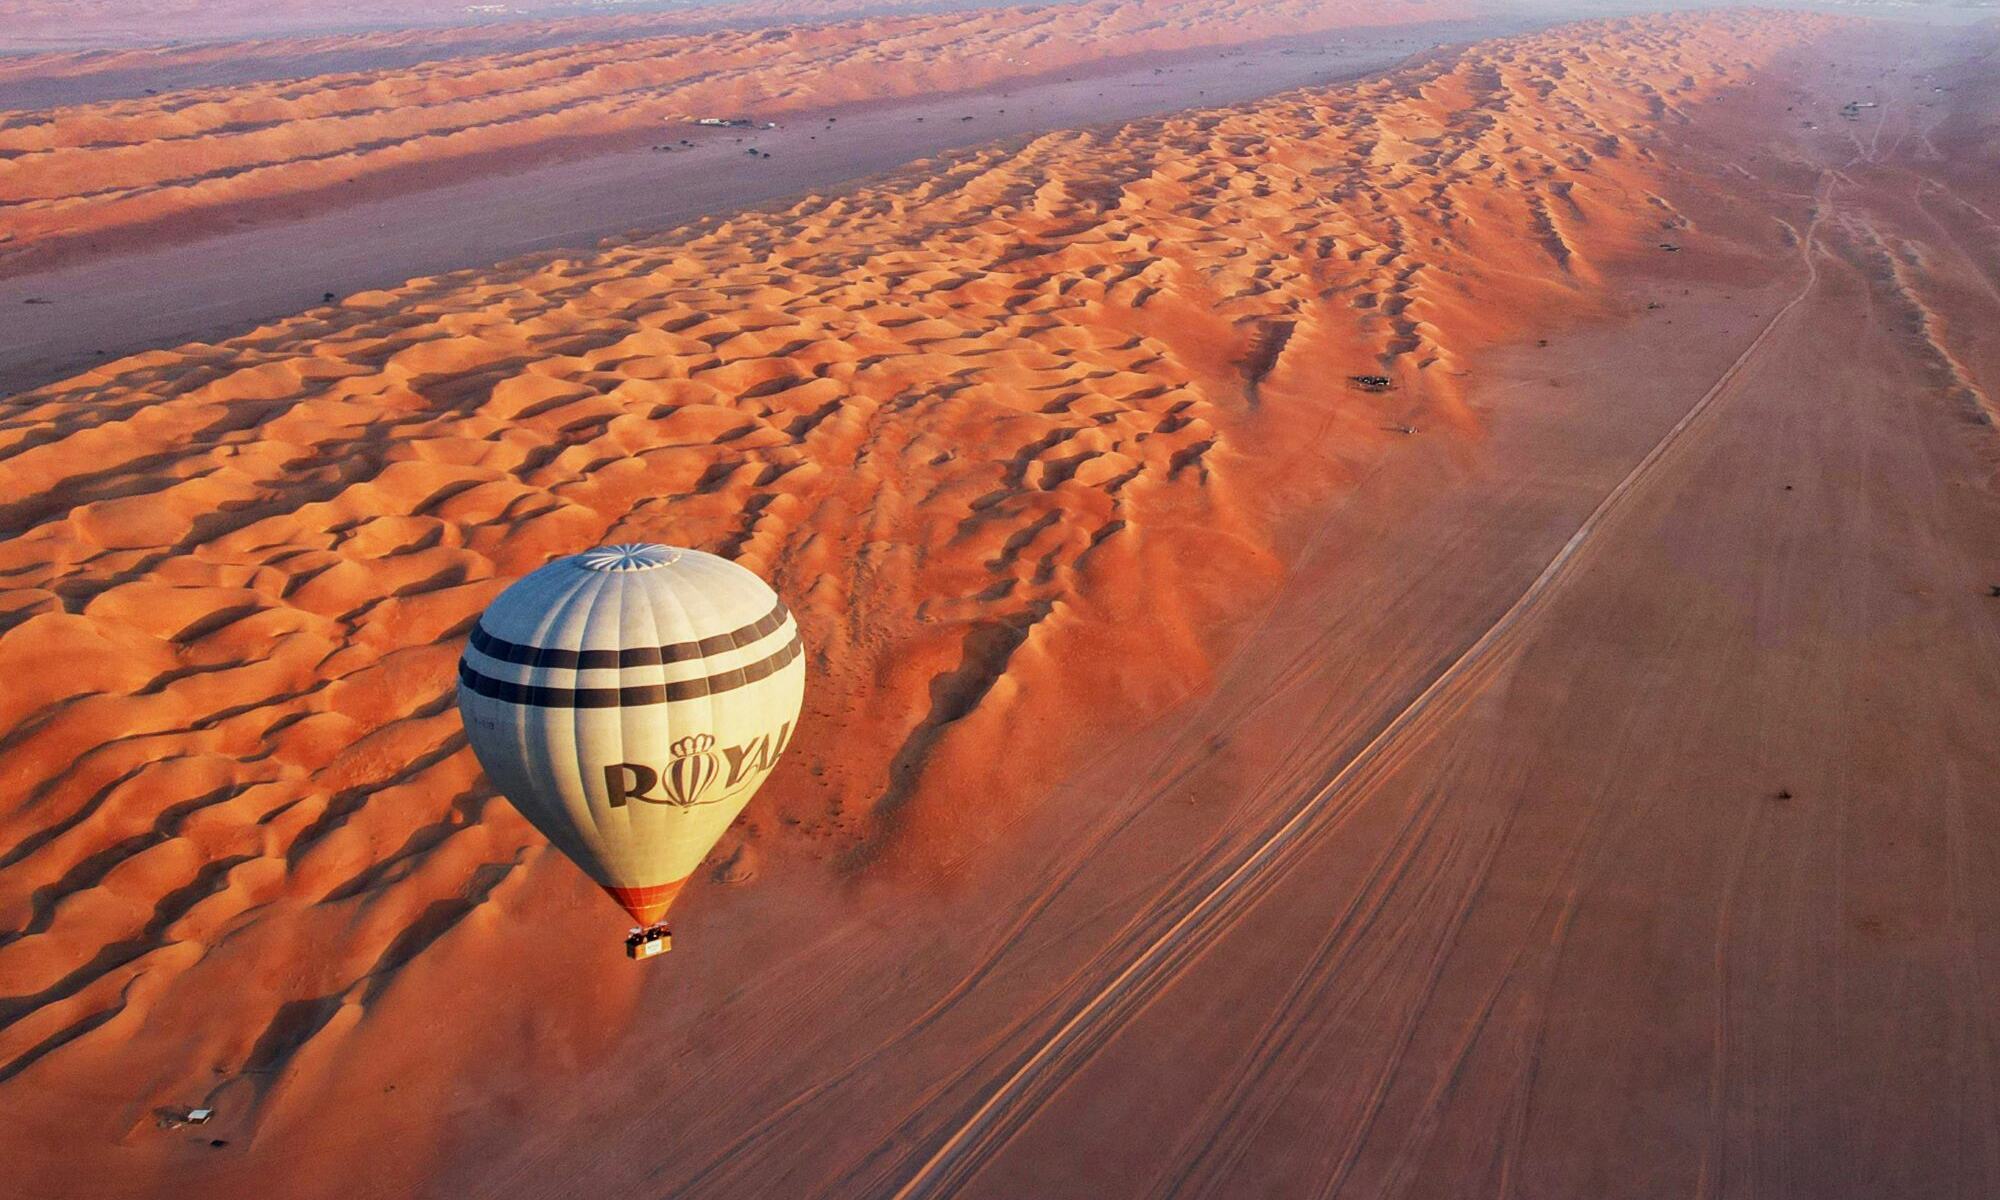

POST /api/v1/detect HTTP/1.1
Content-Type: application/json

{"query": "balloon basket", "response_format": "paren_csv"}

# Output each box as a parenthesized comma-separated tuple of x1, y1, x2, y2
(626, 925, 672, 960)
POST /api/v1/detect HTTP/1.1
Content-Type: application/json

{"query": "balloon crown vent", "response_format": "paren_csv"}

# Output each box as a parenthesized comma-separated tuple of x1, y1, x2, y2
(579, 543, 680, 572)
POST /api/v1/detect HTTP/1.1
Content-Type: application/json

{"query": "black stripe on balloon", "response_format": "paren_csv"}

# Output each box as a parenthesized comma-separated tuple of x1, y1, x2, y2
(458, 633, 803, 709)
(469, 600, 790, 669)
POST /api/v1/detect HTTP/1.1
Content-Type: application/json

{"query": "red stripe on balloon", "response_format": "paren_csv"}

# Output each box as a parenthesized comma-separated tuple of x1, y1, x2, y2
(604, 878, 689, 926)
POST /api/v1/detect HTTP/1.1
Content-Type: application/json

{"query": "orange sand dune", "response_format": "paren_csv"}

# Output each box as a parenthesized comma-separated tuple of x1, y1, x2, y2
(0, 0, 1027, 92)
(0, 11, 1855, 1195)
(0, 0, 1020, 48)
(0, 0, 499, 42)
(0, 0, 1481, 274)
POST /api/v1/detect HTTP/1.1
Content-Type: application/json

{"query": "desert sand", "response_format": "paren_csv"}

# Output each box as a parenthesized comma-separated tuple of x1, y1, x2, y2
(0, 0, 1046, 51)
(2, 6, 1998, 1199)
(0, 21, 1527, 399)
(0, 0, 1005, 97)
(0, 0, 1483, 275)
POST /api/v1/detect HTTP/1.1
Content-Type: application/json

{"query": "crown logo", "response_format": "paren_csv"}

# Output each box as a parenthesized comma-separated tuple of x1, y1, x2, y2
(670, 734, 716, 758)
(660, 733, 722, 807)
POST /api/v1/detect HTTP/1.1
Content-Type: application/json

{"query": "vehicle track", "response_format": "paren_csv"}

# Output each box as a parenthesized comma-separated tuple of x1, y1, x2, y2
(885, 175, 1839, 1200)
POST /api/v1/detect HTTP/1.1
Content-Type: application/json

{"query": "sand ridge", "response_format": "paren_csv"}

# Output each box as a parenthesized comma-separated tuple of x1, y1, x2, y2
(0, 0, 1005, 107)
(0, 0, 1031, 49)
(0, 0, 1483, 274)
(0, 9, 1849, 1196)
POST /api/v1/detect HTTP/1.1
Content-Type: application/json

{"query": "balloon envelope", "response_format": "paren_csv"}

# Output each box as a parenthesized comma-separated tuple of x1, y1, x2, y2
(457, 543, 804, 926)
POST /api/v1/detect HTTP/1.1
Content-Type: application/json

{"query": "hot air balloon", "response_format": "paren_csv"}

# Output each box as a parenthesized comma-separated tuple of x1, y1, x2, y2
(457, 543, 805, 959)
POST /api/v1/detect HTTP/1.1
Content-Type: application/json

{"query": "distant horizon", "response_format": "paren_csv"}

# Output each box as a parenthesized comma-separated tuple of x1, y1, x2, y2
(2, 0, 1985, 58)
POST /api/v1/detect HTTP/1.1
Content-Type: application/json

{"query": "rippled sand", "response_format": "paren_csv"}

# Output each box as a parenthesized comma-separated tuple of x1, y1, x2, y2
(0, 0, 1479, 271)
(19, 8, 1992, 1197)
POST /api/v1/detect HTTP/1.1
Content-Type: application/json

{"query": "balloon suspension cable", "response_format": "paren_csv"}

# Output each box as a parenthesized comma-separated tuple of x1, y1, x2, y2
(626, 923, 673, 961)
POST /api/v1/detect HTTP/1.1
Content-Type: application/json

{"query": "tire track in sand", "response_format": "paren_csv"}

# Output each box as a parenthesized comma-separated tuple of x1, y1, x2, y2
(885, 175, 1838, 1200)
